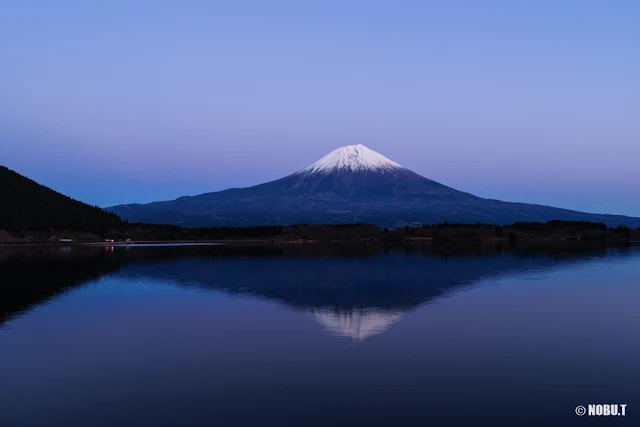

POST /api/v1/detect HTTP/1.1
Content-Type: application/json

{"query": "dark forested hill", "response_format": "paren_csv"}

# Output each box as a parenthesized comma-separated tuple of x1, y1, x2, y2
(0, 165, 122, 232)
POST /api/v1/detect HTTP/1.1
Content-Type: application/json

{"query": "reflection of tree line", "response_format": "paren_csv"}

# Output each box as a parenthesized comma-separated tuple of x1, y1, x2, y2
(0, 243, 633, 327)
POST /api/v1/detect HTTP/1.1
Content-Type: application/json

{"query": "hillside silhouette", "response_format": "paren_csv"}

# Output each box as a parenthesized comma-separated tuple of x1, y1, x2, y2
(0, 165, 122, 233)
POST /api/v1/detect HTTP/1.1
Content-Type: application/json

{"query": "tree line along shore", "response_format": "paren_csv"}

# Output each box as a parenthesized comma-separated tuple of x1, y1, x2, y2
(0, 220, 636, 246)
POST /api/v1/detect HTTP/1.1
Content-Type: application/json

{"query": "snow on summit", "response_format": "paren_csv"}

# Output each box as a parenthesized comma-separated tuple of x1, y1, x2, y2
(299, 144, 403, 174)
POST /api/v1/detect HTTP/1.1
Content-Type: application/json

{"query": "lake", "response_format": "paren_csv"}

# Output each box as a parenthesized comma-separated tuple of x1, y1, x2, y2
(1, 243, 638, 427)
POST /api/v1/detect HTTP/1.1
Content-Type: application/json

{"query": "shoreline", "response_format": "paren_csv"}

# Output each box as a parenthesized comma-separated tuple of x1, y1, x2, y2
(1, 238, 638, 247)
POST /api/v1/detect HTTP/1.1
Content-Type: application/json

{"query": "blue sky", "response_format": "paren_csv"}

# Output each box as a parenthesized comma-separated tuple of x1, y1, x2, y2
(1, 0, 639, 215)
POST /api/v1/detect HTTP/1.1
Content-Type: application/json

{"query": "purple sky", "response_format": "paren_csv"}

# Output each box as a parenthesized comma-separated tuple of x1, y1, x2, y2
(1, 1, 639, 215)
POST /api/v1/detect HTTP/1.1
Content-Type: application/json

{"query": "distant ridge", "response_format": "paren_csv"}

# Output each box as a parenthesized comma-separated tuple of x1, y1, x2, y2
(107, 145, 640, 228)
(0, 165, 122, 232)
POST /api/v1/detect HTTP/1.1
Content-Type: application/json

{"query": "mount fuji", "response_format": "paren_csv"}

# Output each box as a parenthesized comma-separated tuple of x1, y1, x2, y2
(108, 145, 640, 227)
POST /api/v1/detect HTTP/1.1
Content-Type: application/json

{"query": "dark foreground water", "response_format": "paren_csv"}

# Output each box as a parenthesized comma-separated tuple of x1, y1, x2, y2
(1, 243, 638, 427)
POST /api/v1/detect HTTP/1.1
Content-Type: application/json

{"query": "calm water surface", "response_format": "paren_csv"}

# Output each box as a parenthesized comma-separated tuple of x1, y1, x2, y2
(1, 243, 638, 427)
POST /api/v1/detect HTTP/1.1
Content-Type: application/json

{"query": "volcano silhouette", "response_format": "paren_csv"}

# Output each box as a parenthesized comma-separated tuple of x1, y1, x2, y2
(108, 145, 640, 227)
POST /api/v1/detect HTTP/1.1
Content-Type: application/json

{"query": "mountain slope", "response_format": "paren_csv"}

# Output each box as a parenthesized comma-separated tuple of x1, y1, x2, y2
(108, 145, 640, 227)
(0, 166, 122, 231)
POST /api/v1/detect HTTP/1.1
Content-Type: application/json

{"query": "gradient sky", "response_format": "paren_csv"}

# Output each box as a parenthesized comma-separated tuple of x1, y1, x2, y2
(1, 1, 639, 215)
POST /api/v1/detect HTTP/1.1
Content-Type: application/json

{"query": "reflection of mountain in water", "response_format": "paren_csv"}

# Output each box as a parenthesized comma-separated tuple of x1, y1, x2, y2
(313, 308, 404, 341)
(119, 244, 612, 310)
(2, 243, 636, 339)
(115, 244, 628, 340)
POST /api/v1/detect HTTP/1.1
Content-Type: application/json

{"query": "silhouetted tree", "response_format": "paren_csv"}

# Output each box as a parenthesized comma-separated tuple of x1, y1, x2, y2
(509, 232, 519, 248)
(620, 226, 631, 240)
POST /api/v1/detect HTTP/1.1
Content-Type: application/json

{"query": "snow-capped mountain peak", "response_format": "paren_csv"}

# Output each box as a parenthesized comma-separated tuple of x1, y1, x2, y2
(299, 144, 403, 175)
